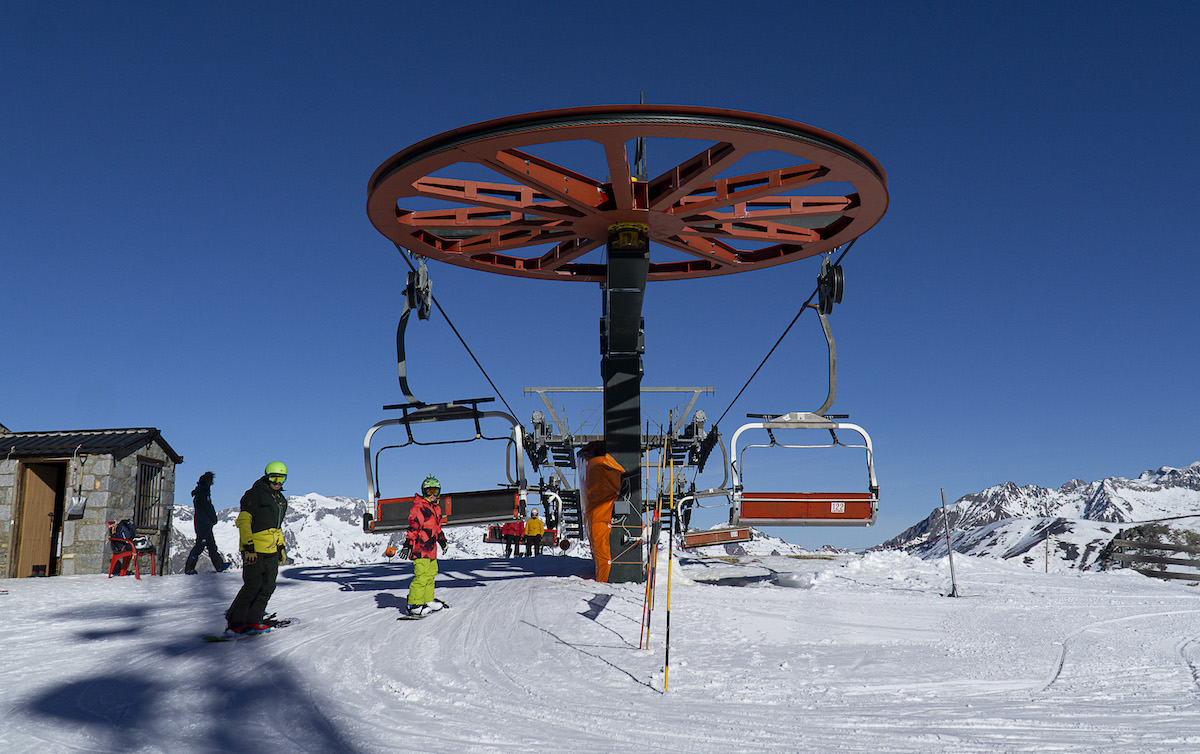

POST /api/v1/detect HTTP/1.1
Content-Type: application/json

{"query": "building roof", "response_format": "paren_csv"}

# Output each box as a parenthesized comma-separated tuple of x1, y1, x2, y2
(0, 428, 183, 464)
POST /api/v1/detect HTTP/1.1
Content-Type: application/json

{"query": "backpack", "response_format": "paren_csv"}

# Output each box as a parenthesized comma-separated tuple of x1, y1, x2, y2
(112, 519, 137, 552)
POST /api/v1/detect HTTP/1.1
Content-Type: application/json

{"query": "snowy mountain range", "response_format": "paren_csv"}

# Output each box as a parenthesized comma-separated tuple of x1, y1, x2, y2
(885, 462, 1200, 570)
(168, 492, 815, 573)
(169, 462, 1200, 574)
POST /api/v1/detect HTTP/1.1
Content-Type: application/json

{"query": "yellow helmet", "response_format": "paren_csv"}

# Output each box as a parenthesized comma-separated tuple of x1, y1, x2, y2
(265, 461, 287, 483)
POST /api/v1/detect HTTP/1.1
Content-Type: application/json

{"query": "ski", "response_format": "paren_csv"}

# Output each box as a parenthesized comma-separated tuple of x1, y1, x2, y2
(398, 598, 451, 620)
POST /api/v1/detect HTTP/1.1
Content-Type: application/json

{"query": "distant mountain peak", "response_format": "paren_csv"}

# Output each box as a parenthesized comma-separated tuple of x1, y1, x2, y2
(883, 462, 1200, 571)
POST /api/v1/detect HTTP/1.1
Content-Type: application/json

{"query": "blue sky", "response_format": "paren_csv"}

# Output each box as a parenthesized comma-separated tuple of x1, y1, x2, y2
(3, 2, 1196, 548)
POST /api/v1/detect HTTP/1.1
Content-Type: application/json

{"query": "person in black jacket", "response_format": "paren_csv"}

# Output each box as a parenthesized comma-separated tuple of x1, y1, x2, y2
(225, 462, 290, 634)
(184, 472, 229, 574)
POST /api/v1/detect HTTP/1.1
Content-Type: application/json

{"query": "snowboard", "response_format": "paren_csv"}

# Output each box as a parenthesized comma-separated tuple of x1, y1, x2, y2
(398, 598, 451, 620)
(203, 615, 299, 641)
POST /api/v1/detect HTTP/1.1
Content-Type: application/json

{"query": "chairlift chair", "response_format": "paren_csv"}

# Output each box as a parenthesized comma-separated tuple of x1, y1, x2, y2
(361, 251, 530, 534)
(361, 398, 529, 533)
(730, 412, 878, 526)
(726, 289, 879, 528)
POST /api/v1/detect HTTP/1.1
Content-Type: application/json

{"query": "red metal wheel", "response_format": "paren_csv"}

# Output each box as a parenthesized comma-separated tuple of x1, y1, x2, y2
(367, 105, 888, 282)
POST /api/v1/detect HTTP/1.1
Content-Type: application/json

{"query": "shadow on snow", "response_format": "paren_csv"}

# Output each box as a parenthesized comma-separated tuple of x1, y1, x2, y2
(22, 573, 361, 752)
(286, 555, 594, 617)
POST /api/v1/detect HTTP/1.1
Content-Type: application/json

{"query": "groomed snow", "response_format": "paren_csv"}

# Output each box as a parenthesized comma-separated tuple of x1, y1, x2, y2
(3, 549, 1200, 752)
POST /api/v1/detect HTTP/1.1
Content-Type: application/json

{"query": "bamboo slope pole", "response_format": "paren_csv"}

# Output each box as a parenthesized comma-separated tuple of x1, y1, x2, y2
(650, 430, 668, 611)
(640, 442, 663, 649)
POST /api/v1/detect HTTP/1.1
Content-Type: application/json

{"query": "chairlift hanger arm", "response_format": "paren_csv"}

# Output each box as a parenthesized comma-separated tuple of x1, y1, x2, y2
(391, 243, 518, 418)
(395, 258, 433, 405)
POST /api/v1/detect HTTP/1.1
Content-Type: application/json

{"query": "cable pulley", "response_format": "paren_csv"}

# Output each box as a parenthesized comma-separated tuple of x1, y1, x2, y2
(406, 260, 432, 320)
(816, 258, 844, 315)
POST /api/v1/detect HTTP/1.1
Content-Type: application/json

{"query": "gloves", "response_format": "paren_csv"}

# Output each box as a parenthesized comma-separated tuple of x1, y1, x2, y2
(399, 544, 412, 560)
(244, 550, 258, 565)
(277, 546, 286, 564)
(440, 540, 448, 554)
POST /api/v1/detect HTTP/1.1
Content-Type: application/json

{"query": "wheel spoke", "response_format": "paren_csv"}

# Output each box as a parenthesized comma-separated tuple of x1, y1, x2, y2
(458, 227, 579, 257)
(686, 195, 854, 224)
(654, 234, 739, 267)
(734, 242, 808, 264)
(680, 219, 820, 244)
(537, 236, 606, 271)
(647, 142, 741, 211)
(460, 145, 608, 217)
(601, 137, 635, 210)
(673, 164, 830, 217)
(412, 176, 583, 220)
(400, 208, 566, 235)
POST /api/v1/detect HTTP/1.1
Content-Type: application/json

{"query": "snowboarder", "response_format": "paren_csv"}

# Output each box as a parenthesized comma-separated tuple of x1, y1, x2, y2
(525, 508, 545, 556)
(184, 471, 229, 574)
(400, 475, 449, 616)
(225, 461, 289, 634)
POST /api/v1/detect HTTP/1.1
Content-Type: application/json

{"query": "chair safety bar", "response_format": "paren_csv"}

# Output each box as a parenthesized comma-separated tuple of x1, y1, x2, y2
(362, 404, 527, 513)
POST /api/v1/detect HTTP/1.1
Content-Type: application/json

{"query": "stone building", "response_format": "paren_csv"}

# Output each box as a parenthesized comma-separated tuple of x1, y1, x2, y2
(0, 424, 182, 578)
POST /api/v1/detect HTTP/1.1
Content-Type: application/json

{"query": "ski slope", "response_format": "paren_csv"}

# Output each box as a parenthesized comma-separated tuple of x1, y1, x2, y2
(3, 551, 1200, 752)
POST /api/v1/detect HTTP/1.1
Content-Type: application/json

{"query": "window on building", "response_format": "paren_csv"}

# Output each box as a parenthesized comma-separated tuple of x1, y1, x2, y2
(135, 459, 165, 530)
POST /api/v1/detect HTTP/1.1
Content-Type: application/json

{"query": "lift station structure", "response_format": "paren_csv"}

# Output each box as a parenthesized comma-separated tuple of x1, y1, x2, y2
(363, 105, 889, 583)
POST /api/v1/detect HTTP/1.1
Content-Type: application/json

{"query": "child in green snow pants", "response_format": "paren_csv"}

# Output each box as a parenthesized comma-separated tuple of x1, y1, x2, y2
(408, 558, 438, 606)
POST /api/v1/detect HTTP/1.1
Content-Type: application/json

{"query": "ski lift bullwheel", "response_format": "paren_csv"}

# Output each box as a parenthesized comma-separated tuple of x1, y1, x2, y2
(367, 105, 888, 282)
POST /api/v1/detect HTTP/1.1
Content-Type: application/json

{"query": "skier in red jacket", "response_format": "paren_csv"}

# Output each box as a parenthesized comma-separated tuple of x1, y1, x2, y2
(400, 475, 448, 616)
(502, 513, 523, 558)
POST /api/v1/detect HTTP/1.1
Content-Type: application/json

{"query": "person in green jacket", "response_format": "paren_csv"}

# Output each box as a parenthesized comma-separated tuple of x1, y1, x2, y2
(225, 461, 289, 634)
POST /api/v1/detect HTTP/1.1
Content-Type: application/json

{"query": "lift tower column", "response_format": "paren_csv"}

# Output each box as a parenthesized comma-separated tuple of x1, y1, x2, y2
(601, 222, 649, 583)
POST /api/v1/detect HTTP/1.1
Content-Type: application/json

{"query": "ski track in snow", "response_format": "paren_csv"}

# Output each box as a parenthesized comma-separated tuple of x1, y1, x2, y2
(4, 552, 1200, 752)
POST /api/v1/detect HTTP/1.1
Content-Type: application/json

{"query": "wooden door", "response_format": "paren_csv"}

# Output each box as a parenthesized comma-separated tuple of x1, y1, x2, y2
(15, 463, 62, 577)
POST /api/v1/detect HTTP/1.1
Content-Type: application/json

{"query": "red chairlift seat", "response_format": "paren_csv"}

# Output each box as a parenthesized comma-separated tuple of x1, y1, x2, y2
(681, 525, 754, 548)
(738, 491, 876, 526)
(482, 524, 559, 546)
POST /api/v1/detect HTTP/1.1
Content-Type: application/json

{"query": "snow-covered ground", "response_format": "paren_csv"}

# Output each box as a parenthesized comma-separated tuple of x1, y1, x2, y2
(3, 549, 1200, 752)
